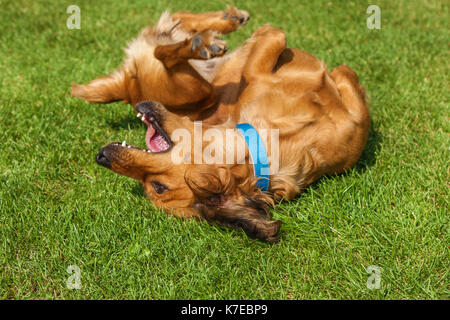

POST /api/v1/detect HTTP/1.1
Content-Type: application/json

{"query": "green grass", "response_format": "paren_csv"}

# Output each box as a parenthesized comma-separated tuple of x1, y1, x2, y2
(0, 0, 448, 299)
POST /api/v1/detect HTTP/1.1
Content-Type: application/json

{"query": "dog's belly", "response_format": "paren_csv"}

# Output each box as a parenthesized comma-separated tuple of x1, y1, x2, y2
(236, 48, 333, 125)
(205, 47, 329, 125)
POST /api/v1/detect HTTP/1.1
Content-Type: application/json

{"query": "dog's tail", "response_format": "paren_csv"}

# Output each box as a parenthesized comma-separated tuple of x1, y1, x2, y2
(71, 69, 127, 104)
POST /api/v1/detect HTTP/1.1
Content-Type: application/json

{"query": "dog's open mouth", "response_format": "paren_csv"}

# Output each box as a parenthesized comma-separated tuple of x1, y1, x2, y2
(140, 112, 172, 153)
(115, 111, 172, 153)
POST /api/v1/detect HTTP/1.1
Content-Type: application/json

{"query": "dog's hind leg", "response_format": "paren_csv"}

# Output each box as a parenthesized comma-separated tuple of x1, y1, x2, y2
(242, 25, 287, 79)
(172, 6, 250, 34)
(330, 65, 369, 124)
(329, 65, 370, 172)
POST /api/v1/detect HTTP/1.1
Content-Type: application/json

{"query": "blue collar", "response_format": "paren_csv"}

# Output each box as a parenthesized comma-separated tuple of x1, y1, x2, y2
(236, 123, 270, 191)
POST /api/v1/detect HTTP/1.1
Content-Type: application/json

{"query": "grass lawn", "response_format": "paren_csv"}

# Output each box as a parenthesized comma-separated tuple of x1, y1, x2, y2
(0, 0, 448, 299)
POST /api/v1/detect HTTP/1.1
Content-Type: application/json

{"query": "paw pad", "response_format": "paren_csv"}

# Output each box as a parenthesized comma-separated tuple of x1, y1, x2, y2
(192, 35, 202, 51)
(223, 6, 250, 26)
(199, 48, 209, 59)
(191, 31, 227, 60)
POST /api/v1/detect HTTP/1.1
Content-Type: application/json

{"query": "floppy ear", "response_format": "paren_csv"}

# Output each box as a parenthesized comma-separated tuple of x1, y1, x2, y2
(71, 69, 127, 104)
(186, 166, 281, 242)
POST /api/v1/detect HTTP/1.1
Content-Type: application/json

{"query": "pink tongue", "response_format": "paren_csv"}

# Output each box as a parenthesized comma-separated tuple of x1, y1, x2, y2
(145, 125, 169, 152)
(145, 125, 156, 150)
(150, 134, 169, 152)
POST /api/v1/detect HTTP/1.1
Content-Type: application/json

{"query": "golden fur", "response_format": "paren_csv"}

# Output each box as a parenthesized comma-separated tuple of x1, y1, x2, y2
(72, 8, 370, 241)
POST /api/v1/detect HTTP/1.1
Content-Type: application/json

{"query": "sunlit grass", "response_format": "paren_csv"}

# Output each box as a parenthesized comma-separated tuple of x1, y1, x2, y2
(0, 0, 448, 299)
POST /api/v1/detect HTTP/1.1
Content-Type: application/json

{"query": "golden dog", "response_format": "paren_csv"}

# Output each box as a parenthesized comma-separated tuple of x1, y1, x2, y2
(72, 8, 370, 242)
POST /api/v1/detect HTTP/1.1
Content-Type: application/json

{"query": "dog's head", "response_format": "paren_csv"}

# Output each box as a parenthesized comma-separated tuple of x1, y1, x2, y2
(96, 101, 281, 242)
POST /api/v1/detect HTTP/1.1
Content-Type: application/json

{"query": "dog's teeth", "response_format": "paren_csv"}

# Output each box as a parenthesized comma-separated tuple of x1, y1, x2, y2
(141, 115, 145, 121)
(127, 145, 131, 148)
(136, 113, 142, 118)
(121, 141, 126, 147)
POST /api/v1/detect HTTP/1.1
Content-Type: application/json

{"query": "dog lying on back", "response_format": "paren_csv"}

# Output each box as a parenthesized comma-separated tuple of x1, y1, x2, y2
(72, 7, 370, 242)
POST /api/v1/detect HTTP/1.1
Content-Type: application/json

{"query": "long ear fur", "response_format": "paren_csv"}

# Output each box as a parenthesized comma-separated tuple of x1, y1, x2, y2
(71, 69, 127, 104)
(186, 166, 281, 242)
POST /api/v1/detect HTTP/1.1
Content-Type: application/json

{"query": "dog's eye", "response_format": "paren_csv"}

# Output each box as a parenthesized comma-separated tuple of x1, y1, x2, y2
(150, 181, 168, 194)
(206, 194, 222, 205)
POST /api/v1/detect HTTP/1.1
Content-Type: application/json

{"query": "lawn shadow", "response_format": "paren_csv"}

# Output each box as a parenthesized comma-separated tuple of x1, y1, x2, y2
(130, 182, 146, 198)
(353, 119, 382, 173)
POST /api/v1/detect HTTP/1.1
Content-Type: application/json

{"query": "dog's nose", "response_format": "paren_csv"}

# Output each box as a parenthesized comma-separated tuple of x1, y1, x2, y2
(96, 147, 111, 167)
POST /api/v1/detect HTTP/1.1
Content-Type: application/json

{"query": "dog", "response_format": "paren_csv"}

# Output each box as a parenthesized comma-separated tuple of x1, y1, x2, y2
(72, 8, 370, 242)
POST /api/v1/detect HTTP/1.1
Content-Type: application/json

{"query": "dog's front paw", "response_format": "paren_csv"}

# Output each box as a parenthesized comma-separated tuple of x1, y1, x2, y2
(191, 31, 227, 59)
(223, 6, 250, 28)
